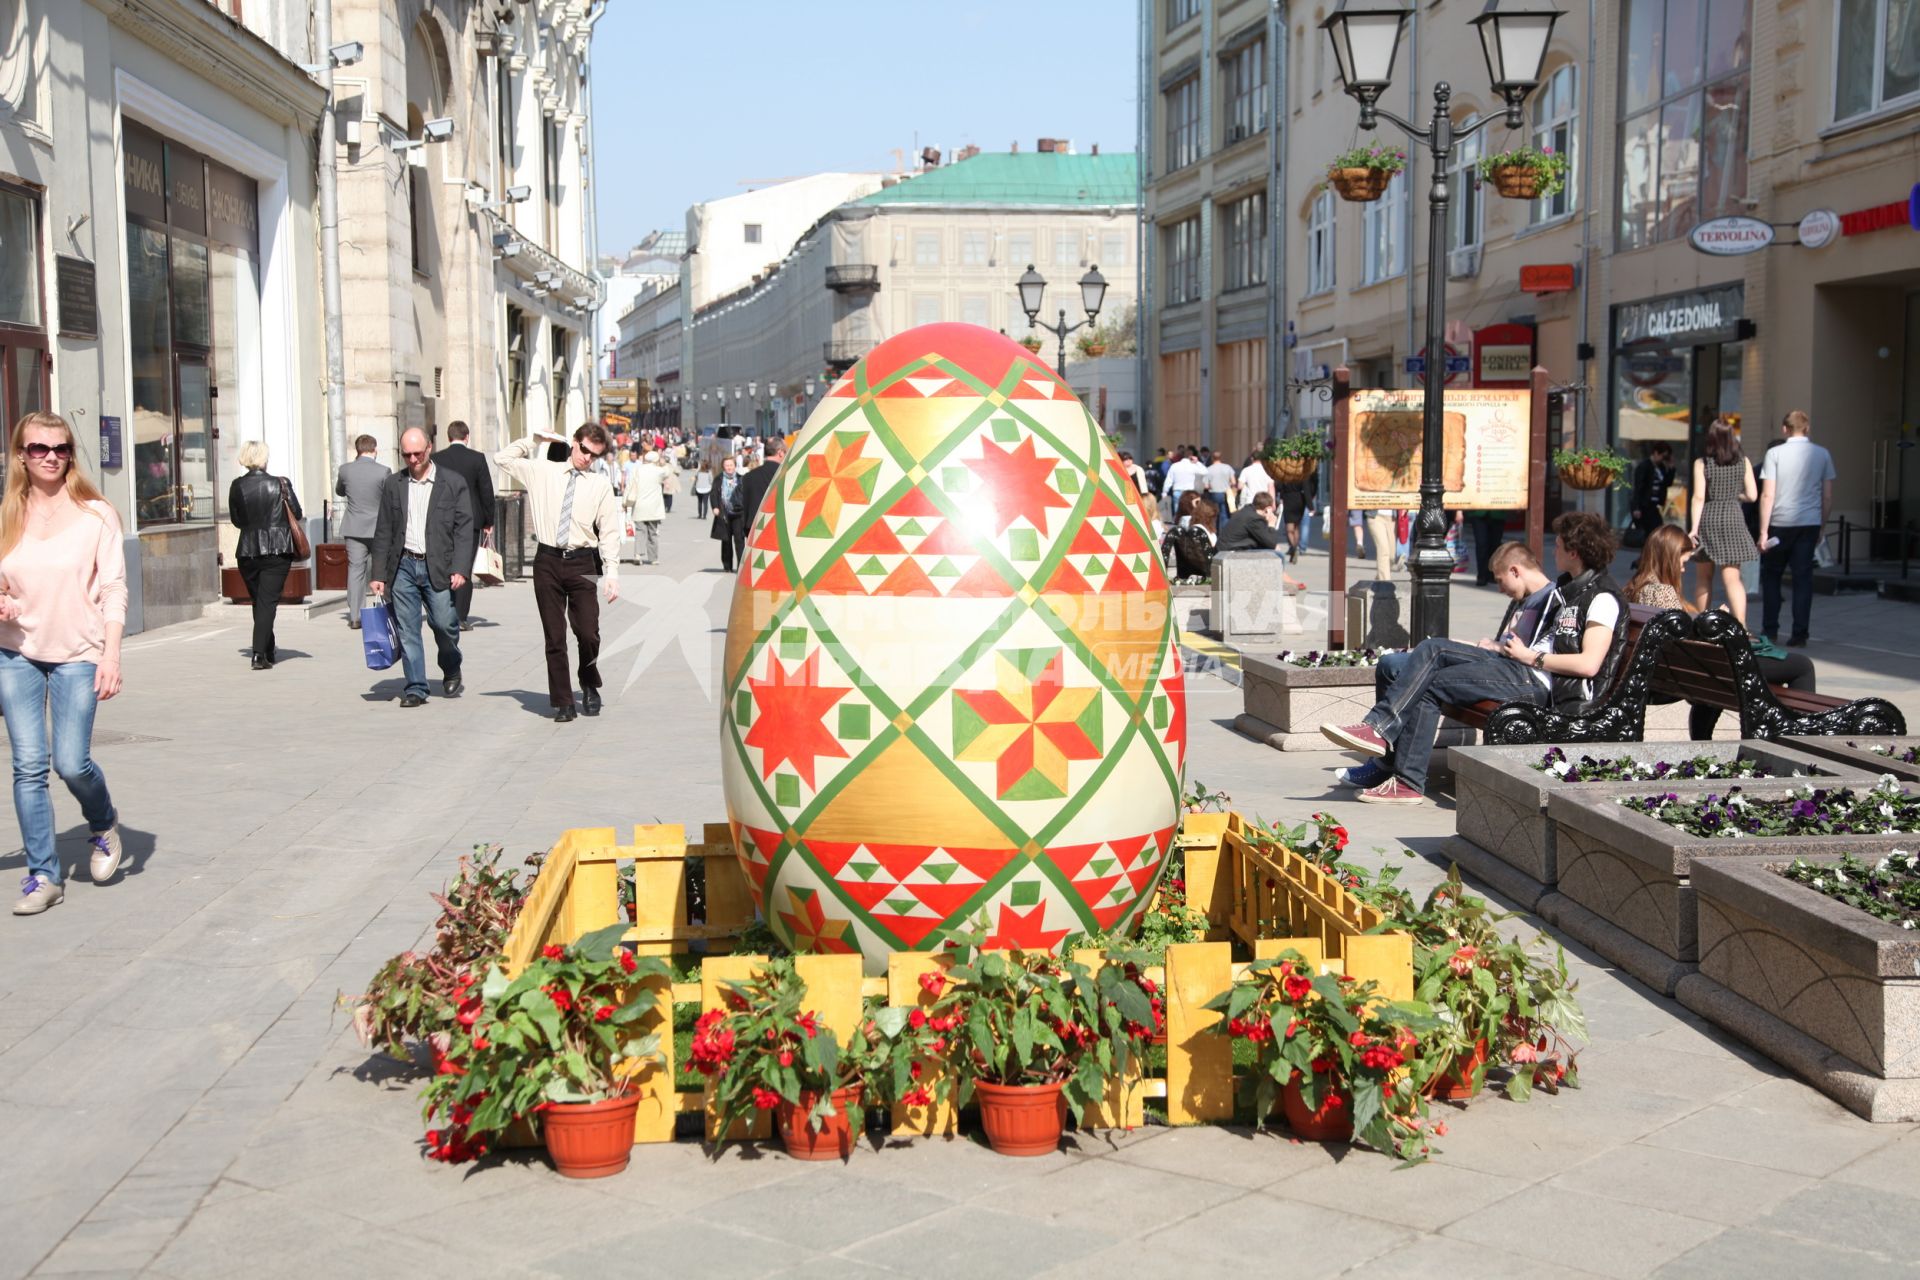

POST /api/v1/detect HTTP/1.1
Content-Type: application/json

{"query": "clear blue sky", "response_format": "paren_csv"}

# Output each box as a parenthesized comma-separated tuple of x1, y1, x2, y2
(590, 0, 1140, 255)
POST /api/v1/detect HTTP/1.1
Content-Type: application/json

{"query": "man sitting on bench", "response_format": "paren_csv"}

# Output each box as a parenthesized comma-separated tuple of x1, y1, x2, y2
(1323, 513, 1628, 804)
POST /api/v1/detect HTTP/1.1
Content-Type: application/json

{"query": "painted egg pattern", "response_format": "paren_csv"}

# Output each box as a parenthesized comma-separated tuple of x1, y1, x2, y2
(721, 324, 1187, 973)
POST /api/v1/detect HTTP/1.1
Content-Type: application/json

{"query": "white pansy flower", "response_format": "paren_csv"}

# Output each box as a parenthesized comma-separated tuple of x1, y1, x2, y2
(1812, 877, 1827, 890)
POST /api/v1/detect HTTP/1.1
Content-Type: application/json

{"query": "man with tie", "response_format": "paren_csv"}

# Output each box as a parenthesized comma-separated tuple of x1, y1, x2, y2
(712, 455, 747, 573)
(333, 434, 389, 629)
(496, 423, 624, 722)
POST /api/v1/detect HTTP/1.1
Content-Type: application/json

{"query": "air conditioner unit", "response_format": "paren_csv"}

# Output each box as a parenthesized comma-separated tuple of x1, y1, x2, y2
(1227, 124, 1246, 143)
(1448, 245, 1482, 279)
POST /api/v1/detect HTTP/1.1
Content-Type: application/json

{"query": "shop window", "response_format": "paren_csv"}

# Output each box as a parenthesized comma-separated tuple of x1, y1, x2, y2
(1447, 119, 1483, 253)
(1362, 174, 1406, 284)
(1837, 0, 1920, 123)
(1165, 76, 1200, 173)
(1222, 36, 1267, 143)
(1221, 190, 1267, 292)
(1618, 0, 1749, 249)
(1163, 215, 1201, 306)
(1531, 64, 1579, 224)
(1306, 189, 1336, 295)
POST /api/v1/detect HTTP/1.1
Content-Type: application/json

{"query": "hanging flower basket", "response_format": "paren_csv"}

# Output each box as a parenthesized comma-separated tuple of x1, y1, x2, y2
(1329, 167, 1392, 202)
(1557, 461, 1615, 491)
(1487, 165, 1541, 199)
(1551, 447, 1631, 492)
(1257, 433, 1329, 486)
(1476, 146, 1570, 201)
(1262, 456, 1319, 486)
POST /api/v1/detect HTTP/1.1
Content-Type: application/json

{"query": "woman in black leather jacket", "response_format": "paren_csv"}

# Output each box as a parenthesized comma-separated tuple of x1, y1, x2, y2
(228, 441, 304, 670)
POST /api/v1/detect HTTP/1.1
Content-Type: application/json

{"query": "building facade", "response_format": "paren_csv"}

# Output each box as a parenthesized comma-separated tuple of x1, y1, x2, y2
(684, 149, 1139, 439)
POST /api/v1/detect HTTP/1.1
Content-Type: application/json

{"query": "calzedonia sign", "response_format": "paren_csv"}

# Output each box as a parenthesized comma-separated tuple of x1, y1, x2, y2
(1689, 216, 1775, 255)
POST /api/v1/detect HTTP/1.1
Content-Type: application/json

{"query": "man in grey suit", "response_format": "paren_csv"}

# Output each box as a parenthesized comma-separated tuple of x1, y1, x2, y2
(334, 433, 389, 629)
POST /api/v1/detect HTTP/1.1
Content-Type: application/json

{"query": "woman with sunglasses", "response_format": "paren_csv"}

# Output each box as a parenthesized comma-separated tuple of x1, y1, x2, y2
(0, 412, 126, 915)
(227, 440, 306, 670)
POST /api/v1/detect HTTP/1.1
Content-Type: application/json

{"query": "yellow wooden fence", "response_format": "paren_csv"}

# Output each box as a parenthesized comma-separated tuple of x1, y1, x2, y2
(499, 814, 1410, 1143)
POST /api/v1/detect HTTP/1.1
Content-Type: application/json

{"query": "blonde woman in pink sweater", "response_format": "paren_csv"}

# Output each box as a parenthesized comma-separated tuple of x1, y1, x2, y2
(0, 412, 125, 915)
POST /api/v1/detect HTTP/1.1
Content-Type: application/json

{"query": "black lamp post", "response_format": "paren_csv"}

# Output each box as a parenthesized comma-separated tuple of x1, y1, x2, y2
(1016, 263, 1108, 378)
(1322, 0, 1561, 643)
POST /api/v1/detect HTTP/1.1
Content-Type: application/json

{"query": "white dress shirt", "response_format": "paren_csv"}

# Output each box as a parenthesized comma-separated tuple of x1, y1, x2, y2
(403, 464, 434, 555)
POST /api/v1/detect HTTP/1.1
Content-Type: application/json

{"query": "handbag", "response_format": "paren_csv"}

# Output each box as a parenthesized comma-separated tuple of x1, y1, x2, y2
(1812, 536, 1836, 570)
(360, 602, 401, 670)
(472, 529, 504, 586)
(280, 478, 310, 560)
(710, 512, 729, 542)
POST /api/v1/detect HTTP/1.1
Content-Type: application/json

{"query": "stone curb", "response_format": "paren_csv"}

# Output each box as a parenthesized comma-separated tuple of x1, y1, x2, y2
(1536, 890, 1697, 996)
(1436, 835, 1550, 914)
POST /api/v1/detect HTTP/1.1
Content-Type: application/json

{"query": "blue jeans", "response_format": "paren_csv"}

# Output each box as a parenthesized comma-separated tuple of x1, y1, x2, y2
(1760, 524, 1820, 640)
(1361, 638, 1546, 795)
(0, 650, 116, 883)
(391, 556, 461, 698)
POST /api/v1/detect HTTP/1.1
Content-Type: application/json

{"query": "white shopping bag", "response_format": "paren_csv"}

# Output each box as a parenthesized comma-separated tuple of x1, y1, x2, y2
(473, 531, 505, 586)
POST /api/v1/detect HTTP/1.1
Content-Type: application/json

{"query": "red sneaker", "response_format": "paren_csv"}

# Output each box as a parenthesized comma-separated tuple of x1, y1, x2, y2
(1357, 778, 1426, 805)
(1321, 723, 1388, 757)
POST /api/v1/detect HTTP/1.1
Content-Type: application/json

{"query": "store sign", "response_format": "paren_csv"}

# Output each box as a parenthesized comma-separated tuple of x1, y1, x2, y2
(1473, 322, 1536, 386)
(1615, 285, 1745, 345)
(123, 125, 167, 223)
(1688, 216, 1775, 255)
(1519, 264, 1576, 293)
(1797, 209, 1840, 249)
(1839, 185, 1920, 236)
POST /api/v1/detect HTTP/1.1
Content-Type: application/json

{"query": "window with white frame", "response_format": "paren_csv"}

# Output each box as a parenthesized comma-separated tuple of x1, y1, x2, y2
(1306, 189, 1336, 294)
(1447, 118, 1484, 252)
(1008, 230, 1034, 268)
(913, 294, 941, 326)
(1053, 231, 1080, 267)
(1168, 0, 1199, 30)
(1530, 64, 1579, 223)
(913, 231, 941, 266)
(1165, 76, 1201, 172)
(961, 230, 989, 266)
(1618, 0, 1749, 249)
(1101, 230, 1127, 267)
(1362, 174, 1406, 284)
(960, 294, 989, 327)
(1164, 216, 1201, 305)
(1222, 191, 1267, 291)
(1222, 36, 1268, 143)
(1837, 0, 1920, 123)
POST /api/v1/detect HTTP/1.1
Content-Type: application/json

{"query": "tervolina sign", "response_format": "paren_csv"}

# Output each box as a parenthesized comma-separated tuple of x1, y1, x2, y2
(1689, 216, 1776, 256)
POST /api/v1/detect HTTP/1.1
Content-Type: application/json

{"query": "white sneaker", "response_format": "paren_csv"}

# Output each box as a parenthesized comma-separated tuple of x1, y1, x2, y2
(89, 825, 123, 883)
(13, 874, 63, 915)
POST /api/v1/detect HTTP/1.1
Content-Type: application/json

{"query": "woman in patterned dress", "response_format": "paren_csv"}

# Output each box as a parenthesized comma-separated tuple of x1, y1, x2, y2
(1686, 418, 1757, 628)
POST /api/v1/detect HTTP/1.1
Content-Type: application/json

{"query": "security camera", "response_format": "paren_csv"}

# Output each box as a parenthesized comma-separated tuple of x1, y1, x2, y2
(529, 286, 548, 297)
(497, 243, 521, 258)
(505, 185, 532, 202)
(571, 295, 590, 307)
(422, 118, 454, 141)
(535, 270, 556, 285)
(330, 41, 364, 66)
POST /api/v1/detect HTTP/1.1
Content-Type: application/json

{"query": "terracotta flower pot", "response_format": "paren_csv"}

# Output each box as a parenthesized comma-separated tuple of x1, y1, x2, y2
(1488, 164, 1542, 199)
(1557, 460, 1617, 491)
(1427, 1038, 1489, 1101)
(1261, 456, 1319, 487)
(541, 1092, 640, 1179)
(973, 1079, 1066, 1157)
(776, 1084, 863, 1161)
(1281, 1075, 1354, 1143)
(1330, 167, 1392, 202)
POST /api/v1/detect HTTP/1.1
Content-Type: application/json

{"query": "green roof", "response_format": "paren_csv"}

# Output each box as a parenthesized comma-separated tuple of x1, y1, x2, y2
(855, 151, 1137, 208)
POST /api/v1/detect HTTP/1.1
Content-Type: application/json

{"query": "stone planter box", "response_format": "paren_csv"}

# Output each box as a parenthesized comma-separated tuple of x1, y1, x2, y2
(1232, 655, 1468, 754)
(1447, 741, 1866, 911)
(1543, 780, 1920, 994)
(1782, 736, 1920, 784)
(1679, 855, 1920, 1121)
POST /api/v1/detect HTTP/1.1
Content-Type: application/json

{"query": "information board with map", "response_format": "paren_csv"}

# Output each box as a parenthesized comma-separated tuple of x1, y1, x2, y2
(1343, 387, 1532, 510)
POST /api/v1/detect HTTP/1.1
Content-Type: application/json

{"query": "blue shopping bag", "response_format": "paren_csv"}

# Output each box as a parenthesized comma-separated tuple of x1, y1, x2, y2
(361, 602, 401, 670)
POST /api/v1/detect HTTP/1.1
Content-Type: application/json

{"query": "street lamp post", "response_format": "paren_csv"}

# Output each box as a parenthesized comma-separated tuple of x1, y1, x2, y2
(1016, 264, 1108, 379)
(1321, 0, 1561, 643)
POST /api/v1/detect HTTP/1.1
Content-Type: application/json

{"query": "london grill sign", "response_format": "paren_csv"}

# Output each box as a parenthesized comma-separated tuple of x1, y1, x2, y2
(1688, 216, 1776, 255)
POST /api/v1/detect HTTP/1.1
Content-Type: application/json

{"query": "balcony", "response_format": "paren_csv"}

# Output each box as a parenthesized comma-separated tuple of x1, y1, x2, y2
(825, 264, 881, 293)
(823, 339, 874, 371)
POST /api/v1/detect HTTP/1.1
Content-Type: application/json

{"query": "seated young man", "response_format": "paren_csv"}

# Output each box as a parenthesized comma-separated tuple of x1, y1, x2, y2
(1321, 512, 1626, 804)
(1214, 491, 1308, 591)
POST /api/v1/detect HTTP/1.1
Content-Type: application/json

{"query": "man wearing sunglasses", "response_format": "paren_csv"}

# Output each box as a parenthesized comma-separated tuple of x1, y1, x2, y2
(497, 423, 623, 722)
(369, 428, 475, 707)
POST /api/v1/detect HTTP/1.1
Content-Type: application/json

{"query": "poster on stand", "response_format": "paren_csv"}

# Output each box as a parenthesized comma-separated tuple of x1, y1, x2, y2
(1343, 387, 1532, 510)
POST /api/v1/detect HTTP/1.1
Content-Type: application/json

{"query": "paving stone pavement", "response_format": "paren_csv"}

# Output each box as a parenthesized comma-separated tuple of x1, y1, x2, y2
(5, 513, 1920, 1278)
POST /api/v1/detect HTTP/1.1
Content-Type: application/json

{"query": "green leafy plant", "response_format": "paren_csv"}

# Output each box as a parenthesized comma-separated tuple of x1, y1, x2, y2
(1257, 433, 1330, 462)
(691, 956, 950, 1151)
(1477, 144, 1571, 197)
(1206, 953, 1438, 1163)
(1620, 777, 1920, 839)
(1328, 141, 1407, 175)
(345, 845, 526, 1060)
(933, 926, 1161, 1120)
(1064, 852, 1210, 961)
(1183, 779, 1232, 812)
(1550, 446, 1633, 485)
(1533, 745, 1771, 783)
(1780, 850, 1920, 930)
(417, 923, 670, 1162)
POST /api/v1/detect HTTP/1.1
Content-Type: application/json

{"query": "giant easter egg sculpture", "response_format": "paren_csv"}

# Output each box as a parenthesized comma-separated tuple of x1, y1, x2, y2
(720, 324, 1186, 974)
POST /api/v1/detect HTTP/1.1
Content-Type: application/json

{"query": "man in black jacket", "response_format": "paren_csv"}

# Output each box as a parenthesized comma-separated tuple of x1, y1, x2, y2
(432, 421, 496, 629)
(1629, 442, 1674, 538)
(739, 438, 785, 523)
(712, 455, 748, 572)
(1216, 492, 1284, 552)
(371, 427, 475, 707)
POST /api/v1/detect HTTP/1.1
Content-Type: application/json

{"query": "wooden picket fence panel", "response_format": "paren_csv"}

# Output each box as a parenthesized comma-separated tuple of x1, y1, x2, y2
(498, 816, 1410, 1143)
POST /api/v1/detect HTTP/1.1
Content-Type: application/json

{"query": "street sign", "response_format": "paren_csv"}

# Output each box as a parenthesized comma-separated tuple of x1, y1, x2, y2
(1689, 216, 1776, 255)
(1519, 263, 1577, 293)
(1407, 345, 1469, 384)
